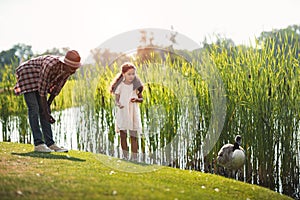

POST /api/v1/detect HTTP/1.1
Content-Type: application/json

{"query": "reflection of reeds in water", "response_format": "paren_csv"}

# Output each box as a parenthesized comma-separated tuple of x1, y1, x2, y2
(0, 34, 299, 198)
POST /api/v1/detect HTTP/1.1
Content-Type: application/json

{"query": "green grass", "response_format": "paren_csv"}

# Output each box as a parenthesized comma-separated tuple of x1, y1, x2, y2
(1, 33, 299, 192)
(0, 142, 292, 200)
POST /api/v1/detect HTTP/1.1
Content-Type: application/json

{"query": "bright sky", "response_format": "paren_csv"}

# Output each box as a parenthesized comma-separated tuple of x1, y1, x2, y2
(0, 0, 299, 59)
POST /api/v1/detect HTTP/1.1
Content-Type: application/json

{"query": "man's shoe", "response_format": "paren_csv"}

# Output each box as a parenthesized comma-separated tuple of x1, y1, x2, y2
(49, 144, 68, 152)
(34, 144, 54, 153)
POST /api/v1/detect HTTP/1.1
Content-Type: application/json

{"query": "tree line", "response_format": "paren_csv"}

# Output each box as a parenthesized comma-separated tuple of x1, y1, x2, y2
(0, 24, 299, 78)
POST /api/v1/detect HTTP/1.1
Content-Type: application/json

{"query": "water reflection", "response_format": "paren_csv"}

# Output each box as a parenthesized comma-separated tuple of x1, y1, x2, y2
(0, 106, 299, 199)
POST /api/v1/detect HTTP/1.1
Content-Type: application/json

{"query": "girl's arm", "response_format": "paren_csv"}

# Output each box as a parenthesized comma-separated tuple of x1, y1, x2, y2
(115, 94, 124, 108)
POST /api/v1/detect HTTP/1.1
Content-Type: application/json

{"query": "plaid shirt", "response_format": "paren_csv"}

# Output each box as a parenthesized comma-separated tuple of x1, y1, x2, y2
(14, 55, 72, 97)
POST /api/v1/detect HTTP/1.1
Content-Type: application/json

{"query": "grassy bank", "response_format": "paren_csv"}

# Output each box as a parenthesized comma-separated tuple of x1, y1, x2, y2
(0, 142, 292, 200)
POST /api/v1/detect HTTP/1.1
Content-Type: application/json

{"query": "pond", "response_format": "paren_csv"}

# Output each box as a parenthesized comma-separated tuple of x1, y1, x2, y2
(1, 106, 299, 199)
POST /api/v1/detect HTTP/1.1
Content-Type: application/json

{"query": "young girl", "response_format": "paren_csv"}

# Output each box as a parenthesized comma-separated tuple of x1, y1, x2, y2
(110, 62, 143, 160)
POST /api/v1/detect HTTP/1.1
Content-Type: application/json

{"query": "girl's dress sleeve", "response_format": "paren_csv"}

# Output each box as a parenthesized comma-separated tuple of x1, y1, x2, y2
(114, 84, 121, 95)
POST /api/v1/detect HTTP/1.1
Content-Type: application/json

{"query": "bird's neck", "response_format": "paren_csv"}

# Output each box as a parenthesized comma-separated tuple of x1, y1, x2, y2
(233, 142, 239, 151)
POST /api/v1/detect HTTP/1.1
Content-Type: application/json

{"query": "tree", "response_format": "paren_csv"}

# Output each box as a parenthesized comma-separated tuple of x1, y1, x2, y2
(14, 43, 34, 63)
(257, 25, 300, 56)
(40, 47, 69, 56)
(90, 48, 130, 68)
(0, 43, 33, 68)
(0, 48, 18, 68)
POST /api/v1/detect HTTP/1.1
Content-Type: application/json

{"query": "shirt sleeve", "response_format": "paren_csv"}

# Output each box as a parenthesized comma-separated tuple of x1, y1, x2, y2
(53, 75, 69, 96)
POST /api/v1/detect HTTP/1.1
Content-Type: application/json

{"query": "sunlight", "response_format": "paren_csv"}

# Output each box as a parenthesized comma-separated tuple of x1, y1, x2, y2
(0, 0, 300, 59)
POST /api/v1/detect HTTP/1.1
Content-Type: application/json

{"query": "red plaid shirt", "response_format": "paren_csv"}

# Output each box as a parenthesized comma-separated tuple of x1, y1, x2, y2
(14, 55, 72, 97)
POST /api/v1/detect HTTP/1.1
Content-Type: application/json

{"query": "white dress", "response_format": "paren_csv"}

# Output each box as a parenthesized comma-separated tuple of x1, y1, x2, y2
(115, 82, 142, 133)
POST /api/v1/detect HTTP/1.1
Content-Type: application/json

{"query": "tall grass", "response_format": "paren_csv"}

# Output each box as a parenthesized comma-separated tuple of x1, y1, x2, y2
(0, 33, 299, 198)
(208, 34, 299, 197)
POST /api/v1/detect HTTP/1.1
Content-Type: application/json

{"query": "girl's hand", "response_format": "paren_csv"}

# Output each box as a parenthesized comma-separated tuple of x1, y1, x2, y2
(130, 98, 137, 102)
(116, 103, 124, 109)
(130, 97, 143, 103)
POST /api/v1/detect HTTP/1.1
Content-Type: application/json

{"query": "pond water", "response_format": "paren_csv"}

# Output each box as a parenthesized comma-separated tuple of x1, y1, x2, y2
(0, 106, 299, 199)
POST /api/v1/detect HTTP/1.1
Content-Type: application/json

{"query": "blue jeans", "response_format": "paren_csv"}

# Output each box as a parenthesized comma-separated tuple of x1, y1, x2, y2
(24, 91, 54, 146)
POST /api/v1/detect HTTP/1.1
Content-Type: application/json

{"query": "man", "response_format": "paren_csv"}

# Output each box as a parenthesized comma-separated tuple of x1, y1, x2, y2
(14, 50, 81, 153)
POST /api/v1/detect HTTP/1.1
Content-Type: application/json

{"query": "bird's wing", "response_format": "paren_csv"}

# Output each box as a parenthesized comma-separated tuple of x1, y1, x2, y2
(239, 146, 245, 152)
(217, 144, 234, 156)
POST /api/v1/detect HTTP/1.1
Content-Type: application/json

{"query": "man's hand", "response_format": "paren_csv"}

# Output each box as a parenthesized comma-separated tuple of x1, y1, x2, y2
(40, 96, 56, 124)
(44, 113, 56, 124)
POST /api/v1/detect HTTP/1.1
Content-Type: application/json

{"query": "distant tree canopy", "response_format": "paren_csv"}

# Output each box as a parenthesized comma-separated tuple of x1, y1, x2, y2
(257, 25, 300, 56)
(0, 45, 70, 69)
(136, 28, 179, 64)
(40, 47, 69, 57)
(88, 28, 180, 67)
(0, 45, 70, 82)
(1, 24, 300, 71)
(257, 25, 300, 44)
(0, 44, 33, 68)
(89, 48, 130, 67)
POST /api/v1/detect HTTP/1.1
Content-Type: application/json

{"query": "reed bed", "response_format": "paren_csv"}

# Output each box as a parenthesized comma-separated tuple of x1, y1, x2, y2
(0, 32, 299, 198)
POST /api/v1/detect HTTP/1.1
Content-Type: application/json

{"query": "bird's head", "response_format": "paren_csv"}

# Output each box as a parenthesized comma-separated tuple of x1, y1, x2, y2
(235, 135, 242, 146)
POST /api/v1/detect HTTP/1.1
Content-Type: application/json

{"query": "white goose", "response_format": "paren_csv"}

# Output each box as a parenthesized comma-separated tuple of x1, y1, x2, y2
(217, 135, 245, 178)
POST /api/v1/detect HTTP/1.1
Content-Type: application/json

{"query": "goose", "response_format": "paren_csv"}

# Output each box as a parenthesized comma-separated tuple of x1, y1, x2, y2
(217, 135, 245, 178)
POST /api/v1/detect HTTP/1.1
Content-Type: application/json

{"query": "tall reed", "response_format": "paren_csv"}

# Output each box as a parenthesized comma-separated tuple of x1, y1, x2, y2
(0, 32, 299, 198)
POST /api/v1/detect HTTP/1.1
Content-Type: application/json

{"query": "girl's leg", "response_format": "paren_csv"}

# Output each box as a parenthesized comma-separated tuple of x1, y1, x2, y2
(129, 130, 138, 160)
(120, 130, 128, 158)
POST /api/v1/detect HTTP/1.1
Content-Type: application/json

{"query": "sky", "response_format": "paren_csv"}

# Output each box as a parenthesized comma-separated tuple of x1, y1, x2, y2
(0, 0, 299, 60)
